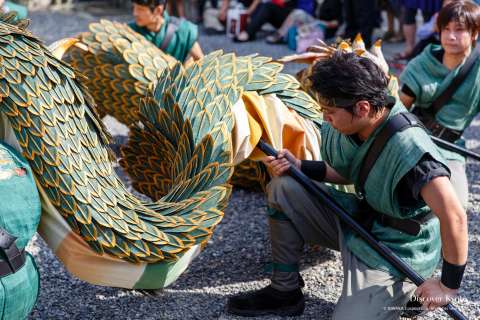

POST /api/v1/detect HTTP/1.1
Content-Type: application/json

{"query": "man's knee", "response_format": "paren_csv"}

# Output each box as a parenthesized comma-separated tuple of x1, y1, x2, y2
(266, 176, 300, 212)
(267, 175, 298, 197)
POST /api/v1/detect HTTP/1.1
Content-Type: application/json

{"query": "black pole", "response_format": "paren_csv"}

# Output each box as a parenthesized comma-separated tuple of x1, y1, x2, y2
(431, 136, 480, 162)
(257, 139, 468, 320)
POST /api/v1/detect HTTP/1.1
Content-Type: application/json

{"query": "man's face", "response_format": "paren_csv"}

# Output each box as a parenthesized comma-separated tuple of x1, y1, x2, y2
(321, 104, 367, 136)
(441, 21, 477, 55)
(133, 3, 161, 26)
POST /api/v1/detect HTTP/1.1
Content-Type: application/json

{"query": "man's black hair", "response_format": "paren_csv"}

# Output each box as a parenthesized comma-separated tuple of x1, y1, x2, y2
(309, 51, 390, 115)
(132, 0, 166, 10)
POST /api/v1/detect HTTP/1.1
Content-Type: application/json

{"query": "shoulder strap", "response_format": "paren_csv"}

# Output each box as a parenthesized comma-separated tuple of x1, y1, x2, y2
(0, 227, 25, 274)
(431, 48, 480, 116)
(160, 17, 180, 51)
(357, 113, 425, 194)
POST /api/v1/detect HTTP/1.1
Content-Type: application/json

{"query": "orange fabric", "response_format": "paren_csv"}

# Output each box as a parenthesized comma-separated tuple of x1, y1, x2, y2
(238, 92, 321, 162)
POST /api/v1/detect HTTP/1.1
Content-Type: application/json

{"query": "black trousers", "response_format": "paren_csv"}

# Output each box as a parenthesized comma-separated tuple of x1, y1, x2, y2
(246, 3, 293, 39)
(343, 0, 378, 48)
(198, 0, 219, 17)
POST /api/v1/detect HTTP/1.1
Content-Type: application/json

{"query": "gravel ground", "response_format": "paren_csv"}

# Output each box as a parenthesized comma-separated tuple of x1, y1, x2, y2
(22, 7, 480, 320)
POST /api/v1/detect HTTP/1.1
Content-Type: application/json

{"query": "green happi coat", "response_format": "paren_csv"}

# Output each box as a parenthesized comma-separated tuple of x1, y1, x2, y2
(321, 101, 447, 279)
(129, 12, 198, 63)
(5, 2, 28, 20)
(400, 44, 480, 161)
(0, 142, 41, 319)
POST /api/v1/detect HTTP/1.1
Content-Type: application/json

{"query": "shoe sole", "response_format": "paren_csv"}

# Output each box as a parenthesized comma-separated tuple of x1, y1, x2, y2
(227, 298, 305, 317)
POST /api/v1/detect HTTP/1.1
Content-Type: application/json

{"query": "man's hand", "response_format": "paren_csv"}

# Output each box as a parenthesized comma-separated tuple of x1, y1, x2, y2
(415, 278, 458, 311)
(261, 149, 300, 177)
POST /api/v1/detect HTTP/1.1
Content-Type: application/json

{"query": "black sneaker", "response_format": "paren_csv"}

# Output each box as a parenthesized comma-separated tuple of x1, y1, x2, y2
(227, 285, 305, 317)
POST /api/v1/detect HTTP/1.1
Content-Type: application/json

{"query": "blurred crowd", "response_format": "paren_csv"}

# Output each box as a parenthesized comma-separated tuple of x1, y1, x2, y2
(2, 0, 478, 61)
(0, 0, 476, 64)
(165, 0, 480, 60)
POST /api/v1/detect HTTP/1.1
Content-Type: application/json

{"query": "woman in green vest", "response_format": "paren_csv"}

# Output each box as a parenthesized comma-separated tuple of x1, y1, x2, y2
(400, 1, 480, 209)
(0, 141, 41, 319)
(227, 52, 468, 319)
(128, 0, 204, 64)
(0, 0, 28, 20)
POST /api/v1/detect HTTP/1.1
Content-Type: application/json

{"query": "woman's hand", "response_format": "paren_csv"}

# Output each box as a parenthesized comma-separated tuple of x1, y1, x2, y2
(261, 149, 300, 177)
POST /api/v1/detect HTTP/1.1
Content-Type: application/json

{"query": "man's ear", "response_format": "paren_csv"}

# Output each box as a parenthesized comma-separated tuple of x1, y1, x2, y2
(472, 31, 478, 43)
(153, 4, 164, 15)
(354, 100, 371, 117)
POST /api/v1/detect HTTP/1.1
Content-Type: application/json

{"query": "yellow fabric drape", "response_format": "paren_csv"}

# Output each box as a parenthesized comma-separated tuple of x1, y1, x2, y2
(231, 92, 323, 164)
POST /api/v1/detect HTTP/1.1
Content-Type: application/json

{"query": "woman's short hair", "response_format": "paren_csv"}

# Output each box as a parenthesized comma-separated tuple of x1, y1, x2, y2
(437, 0, 480, 36)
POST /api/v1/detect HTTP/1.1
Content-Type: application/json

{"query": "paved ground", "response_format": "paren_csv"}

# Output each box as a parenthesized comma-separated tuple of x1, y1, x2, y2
(22, 6, 480, 320)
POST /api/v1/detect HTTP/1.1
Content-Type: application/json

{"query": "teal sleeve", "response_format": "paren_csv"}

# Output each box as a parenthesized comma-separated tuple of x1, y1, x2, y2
(5, 1, 28, 20)
(399, 59, 422, 99)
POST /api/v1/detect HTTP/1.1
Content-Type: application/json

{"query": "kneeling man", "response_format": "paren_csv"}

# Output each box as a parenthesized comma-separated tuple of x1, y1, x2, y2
(228, 52, 468, 319)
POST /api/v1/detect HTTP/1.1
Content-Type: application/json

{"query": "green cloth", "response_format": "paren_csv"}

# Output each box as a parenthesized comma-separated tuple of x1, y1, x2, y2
(400, 44, 480, 161)
(4, 2, 28, 20)
(128, 12, 198, 62)
(321, 101, 446, 279)
(0, 254, 39, 320)
(0, 142, 41, 319)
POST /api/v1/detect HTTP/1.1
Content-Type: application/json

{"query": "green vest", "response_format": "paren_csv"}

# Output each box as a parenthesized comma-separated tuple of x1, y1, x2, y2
(128, 12, 198, 63)
(0, 142, 41, 319)
(321, 102, 446, 279)
(400, 44, 480, 161)
(4, 2, 28, 20)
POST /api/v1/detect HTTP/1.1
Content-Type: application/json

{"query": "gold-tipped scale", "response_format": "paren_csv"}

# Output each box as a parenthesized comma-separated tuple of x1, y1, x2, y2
(276, 34, 392, 101)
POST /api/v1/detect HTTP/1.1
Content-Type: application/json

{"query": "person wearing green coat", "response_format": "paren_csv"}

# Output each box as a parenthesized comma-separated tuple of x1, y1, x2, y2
(0, 0, 28, 20)
(400, 1, 480, 209)
(128, 0, 204, 63)
(227, 52, 468, 319)
(0, 141, 41, 319)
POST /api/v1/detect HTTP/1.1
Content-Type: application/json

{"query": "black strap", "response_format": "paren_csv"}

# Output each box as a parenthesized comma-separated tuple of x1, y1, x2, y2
(377, 210, 432, 236)
(430, 48, 480, 116)
(160, 18, 180, 50)
(0, 227, 25, 275)
(357, 112, 425, 194)
(358, 199, 433, 236)
(356, 113, 429, 236)
(412, 107, 463, 142)
(0, 249, 26, 277)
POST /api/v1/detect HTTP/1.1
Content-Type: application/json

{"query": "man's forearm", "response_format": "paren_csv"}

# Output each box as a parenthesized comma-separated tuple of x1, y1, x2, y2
(439, 209, 468, 265)
(325, 164, 351, 185)
(300, 160, 351, 185)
